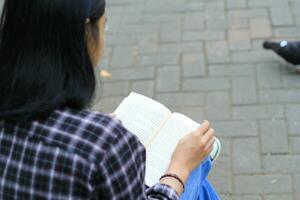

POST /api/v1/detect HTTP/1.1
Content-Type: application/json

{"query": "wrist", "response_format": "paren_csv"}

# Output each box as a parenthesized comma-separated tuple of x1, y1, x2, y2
(165, 164, 190, 184)
(159, 177, 184, 195)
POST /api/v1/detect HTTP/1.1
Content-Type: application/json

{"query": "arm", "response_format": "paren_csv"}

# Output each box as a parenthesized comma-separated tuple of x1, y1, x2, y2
(92, 122, 179, 200)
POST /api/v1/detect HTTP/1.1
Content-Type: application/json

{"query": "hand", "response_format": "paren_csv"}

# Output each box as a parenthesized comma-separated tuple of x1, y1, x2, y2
(166, 120, 215, 183)
(109, 113, 116, 118)
(109, 113, 123, 124)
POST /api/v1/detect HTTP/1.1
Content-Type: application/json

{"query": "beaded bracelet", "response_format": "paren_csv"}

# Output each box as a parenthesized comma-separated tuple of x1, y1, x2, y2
(159, 173, 185, 192)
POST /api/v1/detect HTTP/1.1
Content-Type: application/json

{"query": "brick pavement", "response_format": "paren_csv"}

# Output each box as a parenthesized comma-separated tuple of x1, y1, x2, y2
(2, 0, 299, 199)
(94, 0, 300, 199)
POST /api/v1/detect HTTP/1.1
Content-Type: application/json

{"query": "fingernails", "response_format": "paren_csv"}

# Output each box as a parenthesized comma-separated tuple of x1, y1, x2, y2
(109, 113, 116, 117)
(203, 120, 209, 125)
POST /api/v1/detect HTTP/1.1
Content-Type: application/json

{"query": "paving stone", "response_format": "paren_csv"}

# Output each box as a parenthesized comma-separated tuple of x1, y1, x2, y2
(228, 18, 249, 29)
(259, 89, 300, 103)
(165, 1, 204, 12)
(105, 6, 123, 33)
(137, 43, 159, 54)
(131, 80, 155, 98)
(118, 23, 160, 34)
(217, 138, 231, 156)
(135, 53, 180, 67)
(108, 67, 155, 81)
(296, 17, 300, 25)
(142, 0, 165, 12)
(182, 78, 230, 91)
(248, 0, 289, 8)
(206, 19, 229, 30)
(121, 5, 143, 24)
(259, 120, 289, 153)
(203, 13, 226, 22)
(183, 13, 205, 30)
(251, 39, 267, 50)
(156, 93, 205, 107)
(160, 21, 182, 42)
(210, 156, 232, 175)
(226, 0, 246, 9)
(209, 64, 255, 77)
(159, 42, 204, 54)
(213, 121, 258, 137)
(232, 138, 261, 174)
(232, 77, 257, 105)
(106, 34, 136, 45)
(142, 13, 182, 23)
(232, 196, 262, 200)
(219, 194, 233, 200)
(228, 8, 269, 19)
(264, 195, 294, 200)
(286, 105, 300, 135)
(234, 175, 292, 194)
(136, 32, 159, 46)
(205, 1, 225, 11)
(178, 107, 206, 122)
(294, 174, 300, 193)
(250, 18, 272, 38)
(93, 96, 124, 113)
(206, 40, 230, 64)
(182, 53, 207, 77)
(231, 51, 277, 63)
(98, 1, 300, 198)
(183, 30, 226, 41)
(228, 29, 251, 50)
(157, 66, 180, 92)
(111, 46, 136, 68)
(282, 74, 300, 87)
(209, 174, 233, 193)
(205, 92, 231, 120)
(233, 105, 284, 120)
(97, 57, 110, 71)
(102, 82, 130, 97)
(291, 0, 300, 16)
(256, 63, 282, 88)
(270, 7, 294, 26)
(262, 155, 300, 173)
(274, 27, 300, 38)
(204, 4, 226, 20)
(289, 136, 300, 153)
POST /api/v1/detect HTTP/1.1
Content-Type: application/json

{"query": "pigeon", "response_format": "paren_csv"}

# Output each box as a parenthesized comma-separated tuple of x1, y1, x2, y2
(263, 41, 300, 74)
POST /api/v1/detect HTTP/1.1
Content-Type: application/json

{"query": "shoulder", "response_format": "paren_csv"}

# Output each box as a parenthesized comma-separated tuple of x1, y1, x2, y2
(31, 107, 135, 164)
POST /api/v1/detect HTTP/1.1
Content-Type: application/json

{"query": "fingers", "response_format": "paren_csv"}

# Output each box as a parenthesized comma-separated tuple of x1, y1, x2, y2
(197, 127, 214, 151)
(109, 113, 123, 124)
(109, 113, 116, 118)
(195, 120, 210, 136)
(203, 128, 215, 142)
(205, 136, 215, 153)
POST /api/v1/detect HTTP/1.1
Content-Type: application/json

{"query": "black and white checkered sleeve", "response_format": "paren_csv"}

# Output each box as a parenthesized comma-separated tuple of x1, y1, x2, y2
(92, 121, 179, 200)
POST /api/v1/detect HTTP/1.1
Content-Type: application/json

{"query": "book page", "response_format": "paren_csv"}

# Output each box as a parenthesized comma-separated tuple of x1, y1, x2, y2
(114, 92, 172, 147)
(145, 113, 200, 186)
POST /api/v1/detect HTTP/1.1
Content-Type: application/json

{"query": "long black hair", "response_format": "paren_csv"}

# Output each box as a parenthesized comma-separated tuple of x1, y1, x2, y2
(0, 0, 105, 122)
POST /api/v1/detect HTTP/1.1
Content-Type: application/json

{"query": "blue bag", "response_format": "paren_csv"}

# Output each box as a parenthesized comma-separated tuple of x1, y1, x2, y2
(180, 157, 220, 200)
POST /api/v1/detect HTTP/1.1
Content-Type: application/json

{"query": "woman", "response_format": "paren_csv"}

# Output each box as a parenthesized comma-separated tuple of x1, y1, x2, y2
(0, 0, 215, 199)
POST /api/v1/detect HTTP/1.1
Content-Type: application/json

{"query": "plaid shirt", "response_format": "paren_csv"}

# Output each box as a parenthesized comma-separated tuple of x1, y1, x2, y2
(0, 107, 179, 200)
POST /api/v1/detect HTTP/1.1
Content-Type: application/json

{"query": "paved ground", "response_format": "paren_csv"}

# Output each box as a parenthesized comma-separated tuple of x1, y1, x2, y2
(0, 0, 298, 199)
(93, 0, 300, 199)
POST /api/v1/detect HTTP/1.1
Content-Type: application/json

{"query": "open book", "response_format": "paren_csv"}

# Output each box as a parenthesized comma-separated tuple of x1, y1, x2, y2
(114, 92, 219, 187)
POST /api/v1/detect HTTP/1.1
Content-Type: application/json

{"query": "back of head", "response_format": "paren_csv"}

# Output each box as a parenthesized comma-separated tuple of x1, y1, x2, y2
(0, 0, 105, 123)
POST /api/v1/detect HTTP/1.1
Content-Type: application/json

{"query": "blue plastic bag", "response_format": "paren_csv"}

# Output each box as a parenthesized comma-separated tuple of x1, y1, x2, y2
(180, 157, 220, 200)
